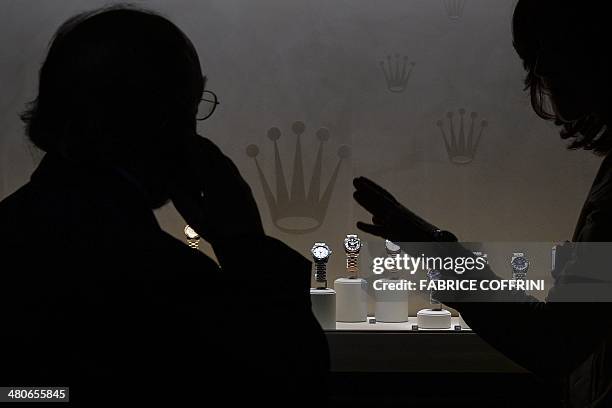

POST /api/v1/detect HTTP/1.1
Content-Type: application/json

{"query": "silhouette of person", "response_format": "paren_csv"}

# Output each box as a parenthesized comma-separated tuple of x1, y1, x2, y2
(0, 6, 328, 406)
(353, 1, 612, 407)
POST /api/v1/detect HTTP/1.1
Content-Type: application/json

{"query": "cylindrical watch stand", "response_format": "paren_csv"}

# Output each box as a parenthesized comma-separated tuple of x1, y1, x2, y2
(417, 308, 452, 329)
(334, 278, 367, 322)
(310, 288, 336, 330)
(374, 279, 409, 322)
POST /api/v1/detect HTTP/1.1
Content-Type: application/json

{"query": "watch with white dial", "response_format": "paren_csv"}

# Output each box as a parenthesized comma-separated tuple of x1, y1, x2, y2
(184, 225, 200, 250)
(511, 252, 529, 280)
(311, 242, 332, 288)
(385, 239, 401, 256)
(385, 240, 401, 277)
(344, 234, 362, 278)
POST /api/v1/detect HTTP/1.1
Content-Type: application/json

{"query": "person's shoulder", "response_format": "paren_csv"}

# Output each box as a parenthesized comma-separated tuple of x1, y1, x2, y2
(0, 183, 35, 242)
(579, 174, 612, 241)
(0, 183, 31, 214)
(588, 153, 612, 202)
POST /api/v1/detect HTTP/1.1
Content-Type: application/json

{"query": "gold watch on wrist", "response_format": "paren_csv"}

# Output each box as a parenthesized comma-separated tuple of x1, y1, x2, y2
(184, 225, 200, 250)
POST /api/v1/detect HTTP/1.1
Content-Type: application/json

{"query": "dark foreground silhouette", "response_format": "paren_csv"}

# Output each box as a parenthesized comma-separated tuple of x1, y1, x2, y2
(0, 6, 328, 406)
(353, 1, 612, 407)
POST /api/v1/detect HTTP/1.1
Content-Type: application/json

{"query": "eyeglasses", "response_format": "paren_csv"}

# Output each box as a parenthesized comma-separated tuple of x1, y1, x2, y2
(197, 90, 220, 121)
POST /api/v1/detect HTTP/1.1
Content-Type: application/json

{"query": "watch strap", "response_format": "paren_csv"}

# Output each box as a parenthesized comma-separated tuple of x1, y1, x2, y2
(346, 253, 359, 278)
(314, 261, 328, 287)
(187, 238, 200, 250)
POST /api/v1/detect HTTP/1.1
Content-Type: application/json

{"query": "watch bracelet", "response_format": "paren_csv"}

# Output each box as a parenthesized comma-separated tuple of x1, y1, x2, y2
(187, 239, 200, 250)
(346, 253, 358, 278)
(314, 261, 328, 285)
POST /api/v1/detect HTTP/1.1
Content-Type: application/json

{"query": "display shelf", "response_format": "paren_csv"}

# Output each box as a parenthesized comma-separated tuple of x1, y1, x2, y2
(332, 316, 469, 332)
(325, 317, 527, 374)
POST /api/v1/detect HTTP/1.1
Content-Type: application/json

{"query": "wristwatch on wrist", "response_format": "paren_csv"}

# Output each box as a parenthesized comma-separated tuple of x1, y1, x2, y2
(511, 252, 529, 280)
(184, 225, 200, 250)
(311, 242, 332, 289)
(344, 234, 362, 278)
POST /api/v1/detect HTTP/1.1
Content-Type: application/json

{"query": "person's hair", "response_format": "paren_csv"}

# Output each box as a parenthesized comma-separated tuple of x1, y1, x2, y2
(21, 5, 204, 160)
(512, 1, 612, 155)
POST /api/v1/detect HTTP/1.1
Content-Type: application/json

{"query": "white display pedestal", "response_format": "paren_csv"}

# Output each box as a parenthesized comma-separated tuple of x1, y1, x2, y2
(310, 288, 336, 330)
(334, 278, 367, 322)
(417, 308, 452, 329)
(374, 279, 408, 322)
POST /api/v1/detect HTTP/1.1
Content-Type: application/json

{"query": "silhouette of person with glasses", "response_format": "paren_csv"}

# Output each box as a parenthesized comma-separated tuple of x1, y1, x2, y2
(354, 1, 612, 407)
(0, 6, 328, 405)
(197, 90, 220, 121)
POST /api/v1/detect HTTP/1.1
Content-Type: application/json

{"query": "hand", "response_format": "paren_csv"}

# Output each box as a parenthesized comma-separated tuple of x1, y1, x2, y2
(171, 135, 264, 244)
(353, 177, 456, 242)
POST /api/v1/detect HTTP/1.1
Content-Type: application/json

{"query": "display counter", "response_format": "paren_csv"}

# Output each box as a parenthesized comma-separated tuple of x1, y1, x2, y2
(326, 317, 526, 373)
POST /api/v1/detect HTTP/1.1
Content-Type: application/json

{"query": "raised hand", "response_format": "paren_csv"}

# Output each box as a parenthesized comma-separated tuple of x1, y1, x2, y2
(171, 135, 264, 245)
(352, 176, 456, 242)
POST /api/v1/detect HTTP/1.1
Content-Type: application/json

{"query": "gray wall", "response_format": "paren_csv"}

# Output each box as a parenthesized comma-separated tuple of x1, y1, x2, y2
(0, 1, 602, 302)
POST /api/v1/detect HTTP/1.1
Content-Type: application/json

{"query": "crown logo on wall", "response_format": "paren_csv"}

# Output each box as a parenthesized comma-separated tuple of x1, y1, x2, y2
(443, 0, 467, 20)
(437, 108, 488, 164)
(246, 121, 351, 234)
(380, 54, 415, 93)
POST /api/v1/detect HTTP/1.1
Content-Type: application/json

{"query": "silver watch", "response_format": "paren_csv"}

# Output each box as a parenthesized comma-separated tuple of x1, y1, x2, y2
(385, 239, 401, 256)
(511, 252, 529, 280)
(473, 251, 488, 264)
(311, 242, 332, 288)
(344, 234, 362, 278)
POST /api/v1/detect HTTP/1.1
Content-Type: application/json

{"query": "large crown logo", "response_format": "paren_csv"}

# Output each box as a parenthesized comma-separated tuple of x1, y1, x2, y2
(437, 108, 488, 164)
(380, 54, 415, 93)
(443, 0, 467, 20)
(246, 121, 350, 234)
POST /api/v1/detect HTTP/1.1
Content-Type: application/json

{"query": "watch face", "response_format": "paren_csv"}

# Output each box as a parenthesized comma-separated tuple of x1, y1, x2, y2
(511, 256, 529, 271)
(311, 243, 331, 260)
(427, 268, 442, 281)
(184, 225, 200, 240)
(473, 251, 488, 263)
(344, 234, 361, 253)
(385, 240, 401, 254)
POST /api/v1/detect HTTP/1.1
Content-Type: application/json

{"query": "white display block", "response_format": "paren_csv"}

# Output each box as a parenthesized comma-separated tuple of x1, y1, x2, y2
(417, 308, 452, 329)
(334, 278, 367, 322)
(374, 279, 408, 322)
(310, 288, 336, 330)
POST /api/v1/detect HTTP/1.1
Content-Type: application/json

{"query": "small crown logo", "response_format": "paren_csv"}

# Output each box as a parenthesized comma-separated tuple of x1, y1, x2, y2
(443, 0, 467, 19)
(380, 54, 415, 93)
(246, 121, 350, 234)
(437, 108, 488, 164)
